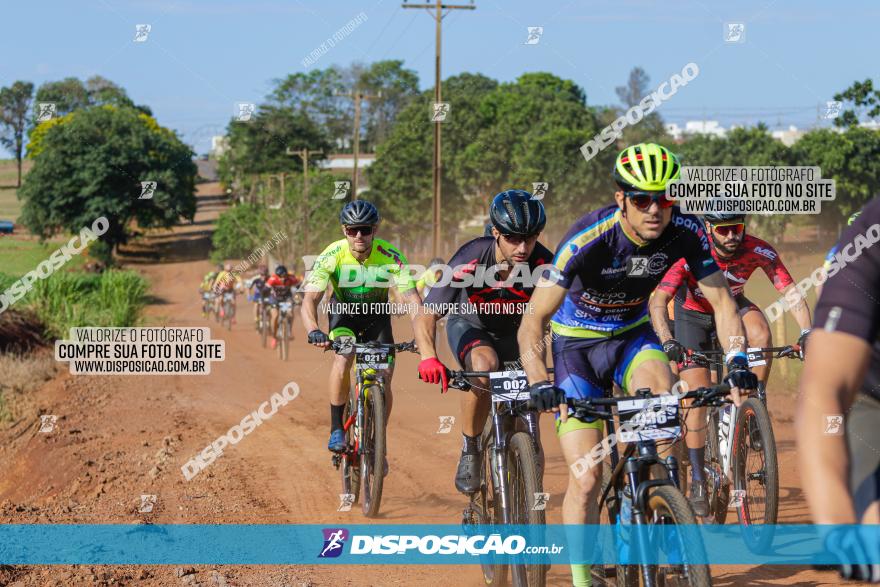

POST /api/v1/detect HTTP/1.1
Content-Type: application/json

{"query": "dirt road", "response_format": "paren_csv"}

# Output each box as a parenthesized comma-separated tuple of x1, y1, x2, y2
(0, 183, 848, 586)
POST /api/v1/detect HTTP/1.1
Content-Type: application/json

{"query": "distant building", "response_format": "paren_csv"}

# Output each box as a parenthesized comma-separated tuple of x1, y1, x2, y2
(210, 136, 229, 158)
(684, 120, 726, 138)
(316, 154, 376, 196)
(771, 125, 807, 146)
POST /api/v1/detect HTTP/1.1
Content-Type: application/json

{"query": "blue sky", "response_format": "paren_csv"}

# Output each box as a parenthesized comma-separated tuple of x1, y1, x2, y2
(1, 0, 877, 156)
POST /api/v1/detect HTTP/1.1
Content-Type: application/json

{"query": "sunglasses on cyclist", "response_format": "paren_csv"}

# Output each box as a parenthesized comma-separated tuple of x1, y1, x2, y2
(624, 191, 676, 211)
(710, 222, 745, 237)
(344, 225, 374, 237)
(500, 233, 537, 245)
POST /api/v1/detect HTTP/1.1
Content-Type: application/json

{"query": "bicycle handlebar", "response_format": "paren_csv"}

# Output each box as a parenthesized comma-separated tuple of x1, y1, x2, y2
(444, 368, 555, 392)
(566, 383, 732, 420)
(329, 339, 418, 354)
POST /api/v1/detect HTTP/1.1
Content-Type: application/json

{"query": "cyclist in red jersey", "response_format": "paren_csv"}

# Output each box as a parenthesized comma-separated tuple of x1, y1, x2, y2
(265, 265, 302, 348)
(648, 211, 812, 515)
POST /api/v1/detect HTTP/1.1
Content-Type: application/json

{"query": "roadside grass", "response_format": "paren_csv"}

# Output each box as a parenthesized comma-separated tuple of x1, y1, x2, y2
(0, 352, 56, 422)
(0, 159, 31, 223)
(0, 270, 148, 339)
(0, 237, 87, 278)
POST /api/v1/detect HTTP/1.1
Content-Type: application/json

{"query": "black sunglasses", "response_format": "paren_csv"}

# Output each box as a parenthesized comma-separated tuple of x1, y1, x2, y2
(344, 225, 374, 237)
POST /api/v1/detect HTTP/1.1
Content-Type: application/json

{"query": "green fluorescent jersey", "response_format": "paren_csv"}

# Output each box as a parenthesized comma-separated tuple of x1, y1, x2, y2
(305, 238, 417, 303)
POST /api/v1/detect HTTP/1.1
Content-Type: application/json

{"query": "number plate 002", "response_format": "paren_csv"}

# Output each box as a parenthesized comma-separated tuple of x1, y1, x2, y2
(489, 370, 530, 402)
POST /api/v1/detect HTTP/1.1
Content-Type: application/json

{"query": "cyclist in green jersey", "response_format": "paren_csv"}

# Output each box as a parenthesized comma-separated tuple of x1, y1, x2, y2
(301, 200, 422, 459)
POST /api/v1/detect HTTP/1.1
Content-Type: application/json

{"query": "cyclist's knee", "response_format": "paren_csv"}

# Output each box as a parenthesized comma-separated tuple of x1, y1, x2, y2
(567, 465, 602, 505)
(464, 345, 499, 372)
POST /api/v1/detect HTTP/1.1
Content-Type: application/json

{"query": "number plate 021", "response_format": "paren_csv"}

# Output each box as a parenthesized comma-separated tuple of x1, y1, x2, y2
(356, 348, 390, 370)
(489, 370, 530, 402)
(616, 395, 681, 442)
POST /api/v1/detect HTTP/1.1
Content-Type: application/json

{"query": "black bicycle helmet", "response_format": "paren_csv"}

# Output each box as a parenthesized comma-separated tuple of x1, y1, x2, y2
(339, 200, 379, 225)
(275, 265, 288, 276)
(489, 190, 546, 236)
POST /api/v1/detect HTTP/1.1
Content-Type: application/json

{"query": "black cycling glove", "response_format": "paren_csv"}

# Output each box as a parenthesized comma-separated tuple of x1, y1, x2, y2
(724, 352, 758, 390)
(527, 381, 567, 412)
(308, 329, 329, 345)
(662, 338, 687, 364)
(797, 328, 811, 359)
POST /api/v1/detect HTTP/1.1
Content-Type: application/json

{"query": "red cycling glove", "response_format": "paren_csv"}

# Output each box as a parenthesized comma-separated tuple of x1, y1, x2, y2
(418, 357, 449, 393)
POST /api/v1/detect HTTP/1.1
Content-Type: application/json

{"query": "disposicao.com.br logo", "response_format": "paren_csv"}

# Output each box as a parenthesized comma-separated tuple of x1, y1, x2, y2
(318, 528, 563, 557)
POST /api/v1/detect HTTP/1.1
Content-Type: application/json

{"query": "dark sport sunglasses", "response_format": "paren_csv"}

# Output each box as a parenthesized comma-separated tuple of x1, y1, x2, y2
(343, 225, 374, 237)
(624, 191, 676, 211)
(500, 233, 538, 245)
(710, 222, 745, 237)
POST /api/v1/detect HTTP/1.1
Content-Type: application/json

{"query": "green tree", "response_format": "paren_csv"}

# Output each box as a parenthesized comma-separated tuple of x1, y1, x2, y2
(833, 79, 879, 128)
(18, 106, 197, 263)
(677, 125, 793, 241)
(792, 127, 880, 227)
(217, 104, 331, 185)
(0, 81, 34, 187)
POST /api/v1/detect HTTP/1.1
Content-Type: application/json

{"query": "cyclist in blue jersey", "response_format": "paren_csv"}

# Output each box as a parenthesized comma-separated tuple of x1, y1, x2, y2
(518, 143, 758, 587)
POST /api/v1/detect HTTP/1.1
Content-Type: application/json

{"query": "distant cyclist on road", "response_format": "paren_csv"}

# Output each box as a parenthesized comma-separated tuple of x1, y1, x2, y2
(265, 265, 302, 348)
(246, 264, 271, 325)
(797, 196, 880, 583)
(301, 200, 421, 465)
(212, 262, 243, 320)
(649, 210, 811, 515)
(518, 143, 757, 587)
(415, 190, 553, 494)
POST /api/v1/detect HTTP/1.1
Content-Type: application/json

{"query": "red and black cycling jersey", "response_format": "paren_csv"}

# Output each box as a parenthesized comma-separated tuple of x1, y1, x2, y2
(265, 274, 302, 300)
(424, 236, 554, 338)
(656, 234, 795, 313)
(814, 197, 880, 398)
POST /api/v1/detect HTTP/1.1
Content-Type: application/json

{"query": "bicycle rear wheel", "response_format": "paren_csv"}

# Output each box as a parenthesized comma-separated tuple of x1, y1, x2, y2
(732, 397, 778, 552)
(646, 485, 712, 587)
(361, 383, 385, 517)
(508, 432, 546, 587)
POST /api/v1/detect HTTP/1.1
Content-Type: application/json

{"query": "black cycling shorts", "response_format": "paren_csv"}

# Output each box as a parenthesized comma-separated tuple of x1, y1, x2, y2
(445, 316, 519, 368)
(674, 295, 759, 371)
(329, 311, 393, 345)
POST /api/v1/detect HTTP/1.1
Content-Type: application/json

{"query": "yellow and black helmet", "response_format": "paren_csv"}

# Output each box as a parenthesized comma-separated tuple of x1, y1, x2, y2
(613, 143, 681, 192)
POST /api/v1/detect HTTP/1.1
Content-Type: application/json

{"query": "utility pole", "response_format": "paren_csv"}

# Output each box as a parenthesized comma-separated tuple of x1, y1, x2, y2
(336, 89, 381, 199)
(286, 147, 324, 254)
(402, 0, 475, 258)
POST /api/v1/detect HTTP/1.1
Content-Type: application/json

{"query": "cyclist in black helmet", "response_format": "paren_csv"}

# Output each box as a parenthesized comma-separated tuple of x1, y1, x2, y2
(415, 189, 554, 494)
(301, 200, 421, 470)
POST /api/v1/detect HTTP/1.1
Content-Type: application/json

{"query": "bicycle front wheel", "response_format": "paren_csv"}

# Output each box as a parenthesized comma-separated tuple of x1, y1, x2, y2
(646, 485, 712, 587)
(341, 389, 360, 505)
(479, 429, 507, 587)
(732, 397, 779, 552)
(508, 432, 546, 587)
(361, 384, 385, 517)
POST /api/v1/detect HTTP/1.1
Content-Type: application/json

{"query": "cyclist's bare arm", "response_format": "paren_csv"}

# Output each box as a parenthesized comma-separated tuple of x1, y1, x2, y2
(300, 290, 323, 334)
(779, 283, 813, 332)
(698, 271, 747, 354)
(648, 289, 675, 343)
(519, 281, 566, 383)
(397, 287, 422, 323)
(414, 307, 442, 359)
(796, 329, 869, 523)
(698, 271, 748, 402)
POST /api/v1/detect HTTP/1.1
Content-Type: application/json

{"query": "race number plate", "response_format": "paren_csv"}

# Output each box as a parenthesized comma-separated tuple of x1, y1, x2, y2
(616, 395, 681, 442)
(356, 347, 390, 370)
(279, 301, 293, 313)
(489, 370, 530, 402)
(746, 347, 766, 368)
